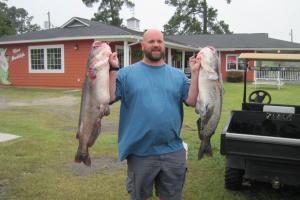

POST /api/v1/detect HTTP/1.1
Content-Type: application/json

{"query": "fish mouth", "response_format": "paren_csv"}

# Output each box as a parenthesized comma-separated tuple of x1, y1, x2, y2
(207, 46, 216, 52)
(92, 41, 112, 56)
(92, 41, 110, 49)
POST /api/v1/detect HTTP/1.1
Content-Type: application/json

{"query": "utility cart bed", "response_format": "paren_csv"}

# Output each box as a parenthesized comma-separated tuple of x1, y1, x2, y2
(221, 106, 300, 188)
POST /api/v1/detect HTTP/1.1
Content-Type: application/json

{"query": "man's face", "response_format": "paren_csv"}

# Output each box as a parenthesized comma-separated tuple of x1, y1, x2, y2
(141, 31, 165, 62)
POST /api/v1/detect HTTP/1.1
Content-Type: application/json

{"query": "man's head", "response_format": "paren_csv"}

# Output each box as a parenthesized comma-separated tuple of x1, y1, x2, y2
(141, 29, 165, 63)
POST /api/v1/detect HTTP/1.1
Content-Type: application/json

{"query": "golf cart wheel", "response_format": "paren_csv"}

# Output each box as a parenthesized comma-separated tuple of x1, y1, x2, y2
(225, 167, 244, 190)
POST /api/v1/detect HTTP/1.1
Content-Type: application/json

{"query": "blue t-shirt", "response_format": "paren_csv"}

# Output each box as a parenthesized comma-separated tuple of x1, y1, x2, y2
(115, 61, 190, 161)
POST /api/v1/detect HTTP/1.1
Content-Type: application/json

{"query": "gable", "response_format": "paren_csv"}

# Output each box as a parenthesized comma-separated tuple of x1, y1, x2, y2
(60, 17, 90, 28)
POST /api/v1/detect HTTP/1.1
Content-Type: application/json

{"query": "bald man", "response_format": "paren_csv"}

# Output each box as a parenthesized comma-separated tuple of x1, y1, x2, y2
(108, 29, 200, 200)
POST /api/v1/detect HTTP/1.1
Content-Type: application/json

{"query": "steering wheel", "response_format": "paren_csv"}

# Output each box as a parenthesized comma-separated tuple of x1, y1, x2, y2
(248, 90, 272, 104)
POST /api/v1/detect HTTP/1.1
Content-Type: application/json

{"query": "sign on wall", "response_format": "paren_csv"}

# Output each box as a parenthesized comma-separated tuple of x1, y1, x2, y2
(11, 48, 25, 61)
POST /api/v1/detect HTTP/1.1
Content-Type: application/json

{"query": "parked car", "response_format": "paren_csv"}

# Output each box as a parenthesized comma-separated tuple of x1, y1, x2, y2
(184, 67, 191, 79)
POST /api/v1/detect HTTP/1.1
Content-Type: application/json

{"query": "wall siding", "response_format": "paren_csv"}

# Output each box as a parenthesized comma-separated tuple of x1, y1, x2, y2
(220, 51, 254, 81)
(0, 40, 123, 88)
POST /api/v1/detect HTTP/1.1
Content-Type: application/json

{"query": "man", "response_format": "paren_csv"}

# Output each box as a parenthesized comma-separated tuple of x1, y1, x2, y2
(108, 28, 201, 200)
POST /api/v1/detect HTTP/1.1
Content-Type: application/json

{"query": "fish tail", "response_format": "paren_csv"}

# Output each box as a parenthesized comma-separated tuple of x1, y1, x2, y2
(74, 150, 91, 167)
(198, 140, 213, 160)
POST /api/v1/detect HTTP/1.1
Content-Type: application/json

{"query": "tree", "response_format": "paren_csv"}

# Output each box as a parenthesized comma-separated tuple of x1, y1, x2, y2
(164, 0, 232, 35)
(0, 0, 40, 36)
(0, 0, 15, 36)
(7, 6, 40, 34)
(82, 0, 134, 26)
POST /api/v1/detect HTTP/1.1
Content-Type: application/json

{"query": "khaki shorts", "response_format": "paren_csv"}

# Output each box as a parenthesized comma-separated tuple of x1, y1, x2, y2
(126, 149, 187, 200)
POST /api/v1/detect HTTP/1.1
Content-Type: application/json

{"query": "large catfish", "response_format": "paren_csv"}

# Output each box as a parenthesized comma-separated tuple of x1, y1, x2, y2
(75, 41, 111, 166)
(195, 46, 224, 160)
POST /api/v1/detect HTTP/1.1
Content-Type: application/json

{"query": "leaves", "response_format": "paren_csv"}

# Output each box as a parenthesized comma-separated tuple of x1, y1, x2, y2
(164, 0, 232, 35)
(0, 1, 40, 36)
(82, 0, 135, 26)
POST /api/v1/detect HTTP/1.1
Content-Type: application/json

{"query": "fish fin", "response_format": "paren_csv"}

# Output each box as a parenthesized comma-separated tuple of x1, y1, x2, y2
(195, 95, 201, 114)
(196, 104, 214, 136)
(201, 61, 218, 78)
(196, 117, 204, 135)
(196, 102, 213, 125)
(99, 104, 110, 118)
(198, 140, 213, 160)
(217, 81, 225, 95)
(207, 71, 219, 80)
(202, 104, 214, 124)
(87, 118, 101, 147)
(221, 86, 225, 96)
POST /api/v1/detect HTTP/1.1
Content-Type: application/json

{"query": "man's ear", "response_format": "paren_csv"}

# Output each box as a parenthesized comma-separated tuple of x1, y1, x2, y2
(141, 42, 145, 51)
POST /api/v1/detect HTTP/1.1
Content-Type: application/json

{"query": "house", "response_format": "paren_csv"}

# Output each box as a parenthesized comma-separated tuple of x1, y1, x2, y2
(0, 17, 300, 88)
(167, 34, 300, 81)
(0, 17, 198, 88)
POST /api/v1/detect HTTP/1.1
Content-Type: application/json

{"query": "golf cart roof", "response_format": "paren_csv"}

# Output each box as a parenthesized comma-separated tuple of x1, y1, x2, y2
(239, 53, 300, 61)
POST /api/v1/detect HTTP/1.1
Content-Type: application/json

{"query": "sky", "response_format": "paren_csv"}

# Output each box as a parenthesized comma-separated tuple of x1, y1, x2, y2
(6, 0, 300, 43)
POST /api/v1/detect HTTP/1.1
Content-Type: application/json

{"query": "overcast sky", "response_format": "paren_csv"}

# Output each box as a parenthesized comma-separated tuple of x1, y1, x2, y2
(6, 0, 300, 43)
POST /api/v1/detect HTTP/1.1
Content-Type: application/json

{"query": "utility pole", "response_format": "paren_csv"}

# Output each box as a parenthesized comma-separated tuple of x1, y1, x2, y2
(47, 12, 51, 29)
(289, 29, 293, 43)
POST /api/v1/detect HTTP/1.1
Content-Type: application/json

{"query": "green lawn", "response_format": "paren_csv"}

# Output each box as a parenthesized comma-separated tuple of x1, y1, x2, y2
(0, 83, 299, 200)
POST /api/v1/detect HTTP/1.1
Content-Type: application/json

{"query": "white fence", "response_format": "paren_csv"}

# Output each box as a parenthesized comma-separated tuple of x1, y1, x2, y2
(254, 67, 300, 89)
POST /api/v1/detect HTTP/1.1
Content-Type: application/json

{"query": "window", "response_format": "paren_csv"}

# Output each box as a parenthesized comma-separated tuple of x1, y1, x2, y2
(29, 45, 64, 73)
(116, 45, 124, 67)
(226, 54, 244, 71)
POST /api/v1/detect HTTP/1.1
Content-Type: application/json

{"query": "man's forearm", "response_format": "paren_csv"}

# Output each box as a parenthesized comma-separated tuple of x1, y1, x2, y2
(109, 71, 118, 104)
(185, 70, 199, 107)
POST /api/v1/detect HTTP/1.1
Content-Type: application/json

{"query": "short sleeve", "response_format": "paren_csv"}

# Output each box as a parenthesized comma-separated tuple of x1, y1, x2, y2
(115, 69, 123, 101)
(182, 75, 190, 102)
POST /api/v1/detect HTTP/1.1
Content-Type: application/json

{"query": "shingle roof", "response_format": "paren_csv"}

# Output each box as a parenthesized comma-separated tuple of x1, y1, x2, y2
(0, 17, 143, 43)
(166, 33, 300, 50)
(1, 17, 300, 51)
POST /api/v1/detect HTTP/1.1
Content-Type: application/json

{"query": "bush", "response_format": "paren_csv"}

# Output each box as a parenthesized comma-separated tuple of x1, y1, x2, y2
(226, 71, 243, 82)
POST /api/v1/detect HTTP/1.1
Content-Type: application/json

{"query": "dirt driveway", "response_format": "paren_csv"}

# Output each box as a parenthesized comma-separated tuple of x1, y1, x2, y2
(0, 94, 123, 175)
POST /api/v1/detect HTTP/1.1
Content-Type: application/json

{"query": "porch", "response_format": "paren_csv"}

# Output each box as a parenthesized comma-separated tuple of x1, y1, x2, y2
(254, 66, 300, 89)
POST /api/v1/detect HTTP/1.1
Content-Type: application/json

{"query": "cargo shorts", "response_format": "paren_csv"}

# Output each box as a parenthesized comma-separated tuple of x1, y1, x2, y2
(126, 149, 187, 200)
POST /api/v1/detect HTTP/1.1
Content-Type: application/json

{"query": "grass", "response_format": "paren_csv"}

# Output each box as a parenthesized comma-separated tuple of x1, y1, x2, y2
(0, 83, 299, 200)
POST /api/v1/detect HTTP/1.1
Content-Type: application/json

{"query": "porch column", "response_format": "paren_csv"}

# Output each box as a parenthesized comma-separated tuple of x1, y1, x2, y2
(124, 40, 129, 67)
(167, 48, 172, 65)
(181, 50, 185, 71)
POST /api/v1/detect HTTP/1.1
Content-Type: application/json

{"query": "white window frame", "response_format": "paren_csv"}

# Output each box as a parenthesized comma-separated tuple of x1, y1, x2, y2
(116, 45, 124, 67)
(28, 44, 64, 73)
(226, 54, 244, 72)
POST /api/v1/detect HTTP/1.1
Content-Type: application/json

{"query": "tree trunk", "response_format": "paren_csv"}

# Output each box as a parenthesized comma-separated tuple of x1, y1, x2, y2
(203, 0, 208, 34)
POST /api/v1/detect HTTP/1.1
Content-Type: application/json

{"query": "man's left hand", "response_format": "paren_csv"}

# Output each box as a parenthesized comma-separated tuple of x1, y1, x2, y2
(189, 55, 201, 73)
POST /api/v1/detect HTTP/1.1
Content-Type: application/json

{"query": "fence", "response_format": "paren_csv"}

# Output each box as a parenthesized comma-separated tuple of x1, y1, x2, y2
(254, 67, 300, 89)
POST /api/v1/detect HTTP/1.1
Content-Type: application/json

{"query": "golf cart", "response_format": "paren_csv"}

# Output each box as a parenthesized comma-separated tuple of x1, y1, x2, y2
(220, 53, 300, 190)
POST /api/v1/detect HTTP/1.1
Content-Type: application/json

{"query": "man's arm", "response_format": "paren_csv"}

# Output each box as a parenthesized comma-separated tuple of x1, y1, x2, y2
(185, 55, 201, 107)
(108, 52, 119, 104)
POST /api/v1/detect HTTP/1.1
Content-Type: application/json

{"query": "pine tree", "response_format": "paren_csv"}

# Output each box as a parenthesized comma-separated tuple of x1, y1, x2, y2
(164, 0, 232, 35)
(82, 0, 134, 26)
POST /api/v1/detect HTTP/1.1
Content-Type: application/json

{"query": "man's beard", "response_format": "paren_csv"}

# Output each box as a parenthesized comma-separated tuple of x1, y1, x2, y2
(144, 49, 165, 62)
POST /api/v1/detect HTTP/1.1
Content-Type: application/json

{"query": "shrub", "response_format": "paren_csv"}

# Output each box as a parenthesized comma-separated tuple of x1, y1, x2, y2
(226, 71, 243, 82)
